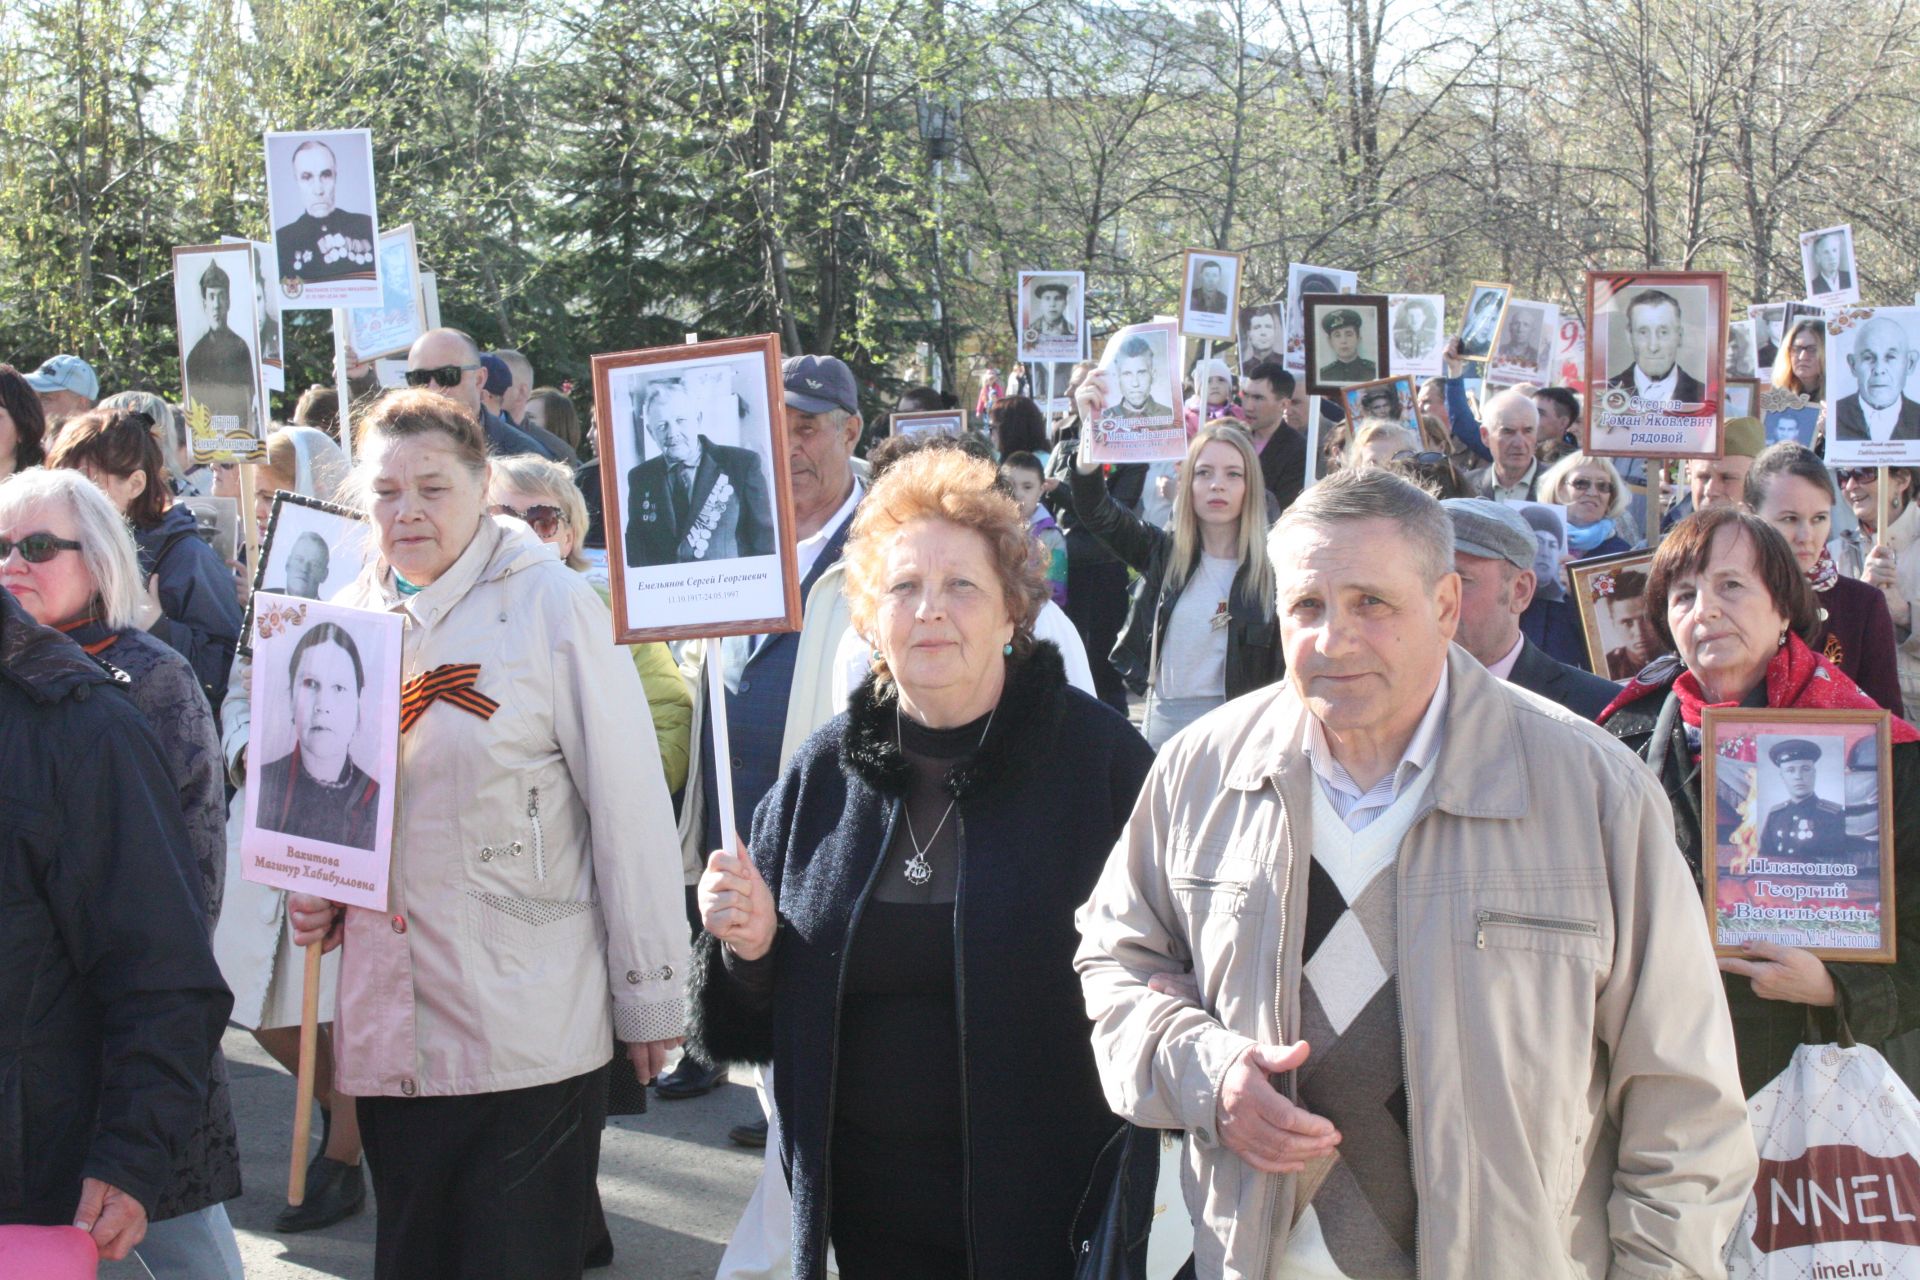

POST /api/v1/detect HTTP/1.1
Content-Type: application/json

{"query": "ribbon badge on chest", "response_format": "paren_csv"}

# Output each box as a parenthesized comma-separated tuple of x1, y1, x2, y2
(400, 663, 500, 734)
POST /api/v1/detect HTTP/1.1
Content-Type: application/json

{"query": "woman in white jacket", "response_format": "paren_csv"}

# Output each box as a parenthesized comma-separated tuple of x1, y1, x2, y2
(290, 390, 686, 1280)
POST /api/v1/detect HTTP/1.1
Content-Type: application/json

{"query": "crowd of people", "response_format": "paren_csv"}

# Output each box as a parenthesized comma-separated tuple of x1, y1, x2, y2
(3, 315, 1918, 1280)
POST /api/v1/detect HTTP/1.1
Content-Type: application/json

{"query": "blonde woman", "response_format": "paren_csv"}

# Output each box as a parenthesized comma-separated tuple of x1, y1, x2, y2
(1540, 450, 1633, 558)
(1069, 414, 1281, 746)
(1344, 418, 1422, 470)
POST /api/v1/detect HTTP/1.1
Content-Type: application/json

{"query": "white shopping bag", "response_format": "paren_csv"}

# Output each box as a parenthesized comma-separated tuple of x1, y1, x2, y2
(1727, 1042, 1920, 1278)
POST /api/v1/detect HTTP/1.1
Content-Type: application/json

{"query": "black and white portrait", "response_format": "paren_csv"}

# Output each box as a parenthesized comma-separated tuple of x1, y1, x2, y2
(183, 496, 239, 568)
(1725, 318, 1758, 380)
(1505, 501, 1571, 601)
(241, 597, 401, 910)
(1825, 306, 1920, 465)
(264, 127, 383, 309)
(1586, 273, 1725, 459)
(346, 223, 425, 362)
(242, 492, 376, 655)
(172, 243, 263, 457)
(1801, 225, 1860, 306)
(1285, 263, 1357, 375)
(1180, 250, 1242, 340)
(1237, 302, 1285, 373)
(1302, 294, 1388, 397)
(592, 335, 798, 643)
(1085, 321, 1184, 464)
(1457, 282, 1512, 360)
(1486, 300, 1558, 386)
(223, 237, 285, 392)
(1753, 735, 1851, 863)
(1387, 294, 1446, 380)
(1016, 270, 1086, 363)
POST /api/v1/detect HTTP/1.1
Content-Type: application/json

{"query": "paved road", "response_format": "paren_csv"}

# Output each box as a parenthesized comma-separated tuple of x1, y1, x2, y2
(104, 1029, 764, 1279)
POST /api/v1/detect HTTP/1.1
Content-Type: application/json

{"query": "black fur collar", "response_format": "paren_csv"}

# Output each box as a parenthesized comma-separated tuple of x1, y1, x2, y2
(842, 641, 1069, 799)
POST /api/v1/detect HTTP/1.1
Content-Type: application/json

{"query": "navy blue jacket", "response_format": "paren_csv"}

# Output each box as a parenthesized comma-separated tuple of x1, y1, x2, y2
(133, 503, 244, 713)
(1507, 636, 1619, 721)
(689, 644, 1154, 1280)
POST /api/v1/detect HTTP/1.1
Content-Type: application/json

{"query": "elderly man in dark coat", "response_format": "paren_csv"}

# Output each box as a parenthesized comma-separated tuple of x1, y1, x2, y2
(624, 376, 776, 567)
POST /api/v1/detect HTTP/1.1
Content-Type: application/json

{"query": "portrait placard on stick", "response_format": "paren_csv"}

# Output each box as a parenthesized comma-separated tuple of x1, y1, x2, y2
(1568, 549, 1666, 681)
(345, 223, 425, 362)
(1800, 225, 1861, 307)
(1083, 321, 1183, 464)
(890, 409, 968, 438)
(1236, 300, 1286, 374)
(241, 596, 402, 912)
(1016, 271, 1086, 363)
(1485, 300, 1559, 387)
(240, 492, 377, 657)
(264, 128, 383, 310)
(174, 243, 267, 463)
(1701, 707, 1894, 962)
(1584, 270, 1727, 461)
(1386, 294, 1445, 380)
(1179, 249, 1242, 340)
(1823, 305, 1920, 467)
(1302, 293, 1389, 397)
(1456, 281, 1512, 363)
(1285, 264, 1357, 376)
(592, 334, 800, 644)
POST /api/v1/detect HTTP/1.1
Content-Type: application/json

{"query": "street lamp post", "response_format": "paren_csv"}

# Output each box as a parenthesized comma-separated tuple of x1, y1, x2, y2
(918, 99, 961, 396)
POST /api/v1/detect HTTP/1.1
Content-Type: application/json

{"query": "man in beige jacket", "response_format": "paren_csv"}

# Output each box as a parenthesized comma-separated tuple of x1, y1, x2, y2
(1076, 468, 1755, 1278)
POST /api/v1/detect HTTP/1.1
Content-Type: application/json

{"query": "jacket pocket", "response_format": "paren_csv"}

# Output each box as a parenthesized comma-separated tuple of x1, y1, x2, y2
(468, 890, 599, 953)
(1473, 909, 1602, 954)
(1169, 874, 1251, 916)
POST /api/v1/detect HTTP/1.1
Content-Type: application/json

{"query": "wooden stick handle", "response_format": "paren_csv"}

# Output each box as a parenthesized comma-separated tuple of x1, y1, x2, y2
(1878, 466, 1893, 549)
(1644, 458, 1665, 549)
(286, 939, 324, 1206)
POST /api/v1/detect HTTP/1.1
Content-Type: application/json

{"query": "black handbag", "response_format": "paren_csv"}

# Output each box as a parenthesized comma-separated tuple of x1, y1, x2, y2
(1070, 1122, 1161, 1280)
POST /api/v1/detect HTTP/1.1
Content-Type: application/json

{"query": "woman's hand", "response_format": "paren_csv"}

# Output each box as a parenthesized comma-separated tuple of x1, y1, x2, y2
(229, 557, 252, 610)
(133, 574, 165, 632)
(288, 892, 345, 952)
(1864, 545, 1911, 626)
(698, 845, 776, 962)
(624, 1037, 684, 1084)
(1718, 940, 1837, 1006)
(73, 1177, 147, 1260)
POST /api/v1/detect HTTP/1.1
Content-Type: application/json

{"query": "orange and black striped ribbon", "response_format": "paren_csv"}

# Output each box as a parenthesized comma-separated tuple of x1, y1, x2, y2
(400, 663, 499, 734)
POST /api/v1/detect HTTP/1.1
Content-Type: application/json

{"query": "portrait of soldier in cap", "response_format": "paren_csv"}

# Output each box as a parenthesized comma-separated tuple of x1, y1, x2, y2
(1316, 307, 1378, 384)
(271, 134, 378, 290)
(182, 254, 261, 433)
(1758, 737, 1848, 861)
(1024, 278, 1076, 343)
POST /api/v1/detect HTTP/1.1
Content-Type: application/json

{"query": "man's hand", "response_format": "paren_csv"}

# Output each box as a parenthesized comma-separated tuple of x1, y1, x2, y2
(625, 1038, 683, 1084)
(1442, 336, 1467, 379)
(1217, 1042, 1341, 1174)
(288, 893, 345, 952)
(698, 846, 776, 962)
(74, 1177, 147, 1260)
(1719, 940, 1837, 1006)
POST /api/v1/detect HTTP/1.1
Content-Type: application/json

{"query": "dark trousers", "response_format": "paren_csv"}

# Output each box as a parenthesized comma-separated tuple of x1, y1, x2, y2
(357, 1067, 608, 1280)
(1066, 557, 1131, 713)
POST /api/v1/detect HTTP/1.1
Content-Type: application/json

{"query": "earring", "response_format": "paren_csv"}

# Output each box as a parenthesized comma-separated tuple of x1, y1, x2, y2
(1003, 642, 1014, 656)
(1778, 629, 1789, 647)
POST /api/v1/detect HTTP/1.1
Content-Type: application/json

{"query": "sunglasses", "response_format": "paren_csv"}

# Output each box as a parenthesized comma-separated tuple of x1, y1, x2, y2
(1566, 478, 1615, 495)
(489, 503, 566, 540)
(404, 363, 480, 389)
(1391, 450, 1447, 466)
(0, 532, 83, 564)
(1837, 468, 1876, 485)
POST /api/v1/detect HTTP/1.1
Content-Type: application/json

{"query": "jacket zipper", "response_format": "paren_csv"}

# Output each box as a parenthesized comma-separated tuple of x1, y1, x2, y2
(1473, 909, 1599, 949)
(953, 812, 978, 1279)
(1397, 799, 1441, 1279)
(527, 786, 546, 882)
(815, 799, 901, 1273)
(1256, 778, 1299, 1280)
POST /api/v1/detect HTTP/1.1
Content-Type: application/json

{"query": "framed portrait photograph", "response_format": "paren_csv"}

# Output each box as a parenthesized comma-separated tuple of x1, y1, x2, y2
(241, 596, 401, 910)
(1342, 376, 1419, 433)
(1237, 300, 1286, 373)
(1302, 293, 1389, 397)
(1387, 294, 1446, 380)
(264, 127, 383, 309)
(1701, 707, 1894, 962)
(1016, 270, 1086, 364)
(1748, 302, 1821, 372)
(890, 409, 969, 439)
(1485, 299, 1560, 387)
(240, 491, 377, 657)
(173, 243, 267, 463)
(1179, 249, 1243, 341)
(1584, 270, 1727, 461)
(1823, 305, 1920, 466)
(1759, 383, 1820, 451)
(1284, 263, 1357, 375)
(345, 223, 425, 363)
(1084, 321, 1184, 464)
(1502, 500, 1572, 600)
(1724, 317, 1759, 380)
(182, 495, 239, 569)
(592, 333, 800, 644)
(1032, 360, 1077, 413)
(1456, 281, 1512, 361)
(1553, 313, 1587, 391)
(1801, 224, 1861, 307)
(1568, 549, 1668, 681)
(223, 236, 285, 393)
(1723, 378, 1758, 423)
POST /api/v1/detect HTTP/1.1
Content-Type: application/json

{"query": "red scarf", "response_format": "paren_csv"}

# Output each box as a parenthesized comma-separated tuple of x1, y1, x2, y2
(1601, 632, 1920, 743)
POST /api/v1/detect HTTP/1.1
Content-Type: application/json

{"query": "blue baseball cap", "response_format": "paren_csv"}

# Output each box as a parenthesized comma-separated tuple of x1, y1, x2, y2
(782, 354, 860, 416)
(479, 353, 513, 398)
(25, 354, 99, 401)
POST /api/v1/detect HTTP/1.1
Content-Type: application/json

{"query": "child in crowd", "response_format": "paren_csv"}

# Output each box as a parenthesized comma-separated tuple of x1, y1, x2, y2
(1000, 451, 1068, 607)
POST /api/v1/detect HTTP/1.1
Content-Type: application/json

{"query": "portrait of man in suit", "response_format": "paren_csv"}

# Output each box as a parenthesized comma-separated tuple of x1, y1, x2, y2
(1606, 289, 1706, 404)
(623, 375, 776, 567)
(1835, 315, 1920, 442)
(1098, 335, 1172, 424)
(1806, 230, 1855, 298)
(1189, 260, 1229, 315)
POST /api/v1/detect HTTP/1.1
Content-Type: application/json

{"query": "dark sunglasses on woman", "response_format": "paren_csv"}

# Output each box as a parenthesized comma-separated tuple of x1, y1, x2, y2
(489, 503, 566, 540)
(0, 532, 83, 564)
(1837, 468, 1876, 485)
(404, 363, 480, 389)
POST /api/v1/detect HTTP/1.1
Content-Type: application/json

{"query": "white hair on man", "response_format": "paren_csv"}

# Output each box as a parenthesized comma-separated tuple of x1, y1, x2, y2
(0, 466, 146, 629)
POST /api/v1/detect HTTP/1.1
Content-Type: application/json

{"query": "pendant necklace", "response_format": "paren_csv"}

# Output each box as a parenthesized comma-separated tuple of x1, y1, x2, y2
(898, 700, 996, 886)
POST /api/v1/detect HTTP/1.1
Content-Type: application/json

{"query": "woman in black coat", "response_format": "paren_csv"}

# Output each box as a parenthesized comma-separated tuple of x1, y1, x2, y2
(690, 449, 1154, 1280)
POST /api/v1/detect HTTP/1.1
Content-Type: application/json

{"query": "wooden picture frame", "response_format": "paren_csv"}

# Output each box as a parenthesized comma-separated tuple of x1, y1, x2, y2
(239, 490, 376, 658)
(1566, 548, 1665, 682)
(1723, 377, 1759, 423)
(1341, 375, 1418, 434)
(1179, 247, 1244, 341)
(1700, 707, 1895, 963)
(1583, 269, 1728, 462)
(890, 408, 969, 438)
(591, 333, 801, 645)
(1301, 293, 1390, 398)
(1456, 280, 1512, 362)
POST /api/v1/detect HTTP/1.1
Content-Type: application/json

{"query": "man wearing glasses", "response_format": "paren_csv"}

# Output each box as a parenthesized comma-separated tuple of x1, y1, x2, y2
(403, 328, 553, 458)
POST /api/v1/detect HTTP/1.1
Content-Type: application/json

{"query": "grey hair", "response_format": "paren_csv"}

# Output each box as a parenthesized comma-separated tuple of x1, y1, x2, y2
(1270, 467, 1456, 588)
(1481, 389, 1539, 431)
(486, 453, 590, 571)
(1539, 450, 1629, 521)
(0, 466, 146, 629)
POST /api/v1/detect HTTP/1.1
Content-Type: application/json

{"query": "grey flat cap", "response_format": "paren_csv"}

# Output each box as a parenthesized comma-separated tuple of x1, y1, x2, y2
(1441, 498, 1534, 572)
